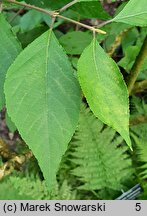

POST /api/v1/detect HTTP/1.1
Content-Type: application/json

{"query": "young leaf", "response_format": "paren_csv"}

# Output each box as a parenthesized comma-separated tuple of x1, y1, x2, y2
(0, 14, 22, 111)
(4, 30, 81, 189)
(113, 0, 147, 26)
(77, 38, 131, 148)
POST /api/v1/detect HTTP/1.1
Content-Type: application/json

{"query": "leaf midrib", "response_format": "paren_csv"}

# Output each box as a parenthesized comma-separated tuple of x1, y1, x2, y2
(115, 11, 147, 20)
(45, 30, 52, 144)
(92, 39, 111, 125)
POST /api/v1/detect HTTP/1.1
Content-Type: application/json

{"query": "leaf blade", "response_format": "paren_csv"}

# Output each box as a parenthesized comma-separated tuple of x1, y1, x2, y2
(0, 14, 22, 110)
(77, 38, 131, 148)
(113, 0, 147, 26)
(71, 1, 110, 19)
(5, 30, 81, 188)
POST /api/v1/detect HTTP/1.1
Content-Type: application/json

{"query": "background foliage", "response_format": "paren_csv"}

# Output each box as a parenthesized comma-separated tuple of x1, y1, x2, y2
(0, 0, 147, 200)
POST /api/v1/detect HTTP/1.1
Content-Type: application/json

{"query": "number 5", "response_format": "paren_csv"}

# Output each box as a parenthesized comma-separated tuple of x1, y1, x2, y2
(135, 203, 141, 211)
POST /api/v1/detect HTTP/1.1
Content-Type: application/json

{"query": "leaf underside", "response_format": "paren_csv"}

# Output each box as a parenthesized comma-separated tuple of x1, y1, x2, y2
(4, 30, 81, 189)
(77, 38, 131, 148)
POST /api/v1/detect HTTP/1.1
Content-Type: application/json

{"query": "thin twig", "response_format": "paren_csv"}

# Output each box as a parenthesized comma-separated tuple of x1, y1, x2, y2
(97, 19, 113, 28)
(50, 16, 56, 30)
(127, 36, 147, 95)
(5, 0, 106, 34)
(57, 14, 106, 34)
(59, 0, 77, 13)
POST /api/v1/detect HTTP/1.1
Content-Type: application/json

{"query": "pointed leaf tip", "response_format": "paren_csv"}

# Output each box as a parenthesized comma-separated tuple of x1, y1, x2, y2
(77, 38, 131, 148)
(5, 30, 81, 188)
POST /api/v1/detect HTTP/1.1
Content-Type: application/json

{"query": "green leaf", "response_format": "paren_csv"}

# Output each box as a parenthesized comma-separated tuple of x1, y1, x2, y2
(26, 0, 110, 19)
(118, 45, 147, 74)
(59, 31, 92, 55)
(4, 30, 81, 189)
(121, 27, 139, 52)
(25, 0, 71, 9)
(113, 0, 147, 26)
(5, 11, 21, 27)
(77, 38, 131, 148)
(25, 0, 99, 9)
(25, 0, 110, 19)
(77, 0, 96, 2)
(103, 22, 131, 52)
(18, 26, 48, 48)
(118, 29, 147, 73)
(19, 10, 43, 32)
(118, 46, 140, 72)
(0, 13, 22, 111)
(42, 14, 63, 29)
(71, 1, 110, 19)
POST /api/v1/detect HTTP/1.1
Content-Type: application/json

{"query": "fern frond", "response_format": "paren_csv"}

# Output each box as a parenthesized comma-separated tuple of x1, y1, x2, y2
(130, 96, 147, 116)
(0, 177, 31, 200)
(131, 134, 147, 199)
(55, 180, 76, 200)
(131, 134, 147, 180)
(129, 96, 147, 142)
(8, 175, 76, 200)
(130, 123, 147, 140)
(10, 175, 50, 199)
(71, 105, 133, 191)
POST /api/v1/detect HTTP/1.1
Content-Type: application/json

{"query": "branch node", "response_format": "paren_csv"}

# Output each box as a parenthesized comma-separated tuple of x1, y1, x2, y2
(52, 11, 59, 17)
